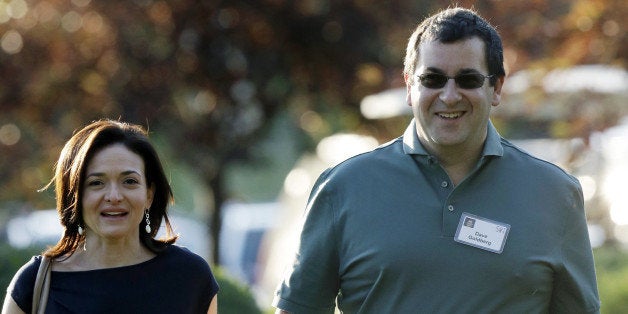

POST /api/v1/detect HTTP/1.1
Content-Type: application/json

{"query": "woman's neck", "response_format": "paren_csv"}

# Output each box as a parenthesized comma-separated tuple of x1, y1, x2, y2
(55, 236, 156, 271)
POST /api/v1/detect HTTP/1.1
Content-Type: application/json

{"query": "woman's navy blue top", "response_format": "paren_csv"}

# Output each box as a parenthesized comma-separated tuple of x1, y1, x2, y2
(8, 245, 219, 314)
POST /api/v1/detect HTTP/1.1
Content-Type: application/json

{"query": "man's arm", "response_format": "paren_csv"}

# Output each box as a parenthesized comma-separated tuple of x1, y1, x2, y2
(550, 184, 600, 313)
(273, 169, 340, 314)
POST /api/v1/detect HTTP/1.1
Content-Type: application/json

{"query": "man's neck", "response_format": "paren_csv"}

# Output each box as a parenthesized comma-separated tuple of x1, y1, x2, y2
(424, 141, 484, 186)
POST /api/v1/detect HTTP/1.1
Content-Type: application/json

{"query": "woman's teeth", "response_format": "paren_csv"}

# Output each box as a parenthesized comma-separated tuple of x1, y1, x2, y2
(102, 212, 126, 216)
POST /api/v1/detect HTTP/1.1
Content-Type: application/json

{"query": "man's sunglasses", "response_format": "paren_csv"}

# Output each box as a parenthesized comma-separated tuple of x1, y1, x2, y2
(416, 73, 493, 89)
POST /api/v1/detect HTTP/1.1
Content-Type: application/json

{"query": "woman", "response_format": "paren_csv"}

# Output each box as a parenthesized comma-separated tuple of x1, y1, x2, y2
(2, 120, 219, 314)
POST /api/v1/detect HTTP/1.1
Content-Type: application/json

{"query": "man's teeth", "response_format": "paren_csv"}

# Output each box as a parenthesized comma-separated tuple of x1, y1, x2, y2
(439, 112, 462, 119)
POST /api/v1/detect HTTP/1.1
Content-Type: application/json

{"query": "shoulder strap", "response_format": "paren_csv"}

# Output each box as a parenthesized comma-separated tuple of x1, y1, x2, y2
(32, 256, 52, 314)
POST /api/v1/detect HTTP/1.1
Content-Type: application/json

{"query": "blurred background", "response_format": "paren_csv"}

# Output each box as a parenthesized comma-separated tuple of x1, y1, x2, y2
(1, 0, 626, 312)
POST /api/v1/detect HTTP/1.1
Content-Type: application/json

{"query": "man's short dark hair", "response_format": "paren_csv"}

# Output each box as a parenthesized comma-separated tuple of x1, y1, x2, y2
(404, 7, 505, 86)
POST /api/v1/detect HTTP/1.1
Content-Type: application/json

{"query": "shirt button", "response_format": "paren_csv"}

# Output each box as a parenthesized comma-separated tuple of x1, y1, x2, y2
(448, 205, 454, 212)
(441, 181, 449, 188)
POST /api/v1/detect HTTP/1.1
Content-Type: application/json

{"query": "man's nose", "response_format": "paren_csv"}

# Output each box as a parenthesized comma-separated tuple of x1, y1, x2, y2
(439, 79, 462, 105)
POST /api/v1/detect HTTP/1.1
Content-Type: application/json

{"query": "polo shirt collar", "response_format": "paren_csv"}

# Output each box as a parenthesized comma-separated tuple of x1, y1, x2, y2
(402, 119, 504, 158)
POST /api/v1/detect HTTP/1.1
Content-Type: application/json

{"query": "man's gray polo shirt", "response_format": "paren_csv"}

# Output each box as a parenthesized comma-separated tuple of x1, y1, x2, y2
(274, 119, 600, 313)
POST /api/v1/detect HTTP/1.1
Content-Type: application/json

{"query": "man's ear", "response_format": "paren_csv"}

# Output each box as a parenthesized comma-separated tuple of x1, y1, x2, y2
(404, 73, 412, 106)
(491, 76, 505, 107)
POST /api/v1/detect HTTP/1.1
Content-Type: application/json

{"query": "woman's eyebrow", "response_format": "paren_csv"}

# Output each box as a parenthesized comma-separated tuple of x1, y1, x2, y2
(86, 170, 141, 177)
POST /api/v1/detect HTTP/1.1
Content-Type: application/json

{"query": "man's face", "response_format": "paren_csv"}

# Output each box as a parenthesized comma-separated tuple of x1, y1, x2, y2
(406, 36, 503, 155)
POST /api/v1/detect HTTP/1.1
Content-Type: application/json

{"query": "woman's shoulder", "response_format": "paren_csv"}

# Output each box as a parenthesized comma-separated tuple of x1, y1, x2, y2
(9, 255, 41, 288)
(159, 245, 211, 271)
(6, 255, 43, 312)
(154, 245, 219, 305)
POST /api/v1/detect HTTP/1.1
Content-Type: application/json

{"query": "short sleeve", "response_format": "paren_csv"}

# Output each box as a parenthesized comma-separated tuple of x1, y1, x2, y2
(7, 255, 40, 313)
(273, 169, 340, 314)
(550, 183, 600, 313)
(194, 249, 220, 310)
(164, 245, 219, 312)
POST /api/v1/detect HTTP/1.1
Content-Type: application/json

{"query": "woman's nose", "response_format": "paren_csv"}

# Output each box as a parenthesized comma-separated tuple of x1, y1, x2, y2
(105, 184, 122, 203)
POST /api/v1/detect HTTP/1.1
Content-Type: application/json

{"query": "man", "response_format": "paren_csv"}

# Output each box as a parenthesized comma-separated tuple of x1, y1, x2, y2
(273, 7, 600, 313)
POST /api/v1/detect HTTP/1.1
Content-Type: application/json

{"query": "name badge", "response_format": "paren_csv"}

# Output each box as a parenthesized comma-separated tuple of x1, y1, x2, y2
(454, 212, 510, 254)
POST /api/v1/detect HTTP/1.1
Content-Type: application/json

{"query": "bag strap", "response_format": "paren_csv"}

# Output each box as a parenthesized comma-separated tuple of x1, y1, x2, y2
(32, 256, 52, 314)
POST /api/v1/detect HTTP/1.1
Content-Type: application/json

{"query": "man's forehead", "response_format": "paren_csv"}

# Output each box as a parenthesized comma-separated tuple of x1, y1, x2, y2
(417, 37, 487, 71)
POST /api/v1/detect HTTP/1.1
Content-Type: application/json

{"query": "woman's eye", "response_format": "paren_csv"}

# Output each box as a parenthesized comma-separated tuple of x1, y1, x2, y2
(124, 178, 139, 185)
(87, 180, 103, 186)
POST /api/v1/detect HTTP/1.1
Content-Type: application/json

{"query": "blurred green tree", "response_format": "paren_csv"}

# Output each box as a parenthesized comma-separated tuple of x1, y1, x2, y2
(0, 0, 625, 263)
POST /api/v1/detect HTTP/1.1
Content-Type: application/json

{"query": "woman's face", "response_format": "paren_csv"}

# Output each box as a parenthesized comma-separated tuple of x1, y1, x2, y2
(81, 144, 154, 242)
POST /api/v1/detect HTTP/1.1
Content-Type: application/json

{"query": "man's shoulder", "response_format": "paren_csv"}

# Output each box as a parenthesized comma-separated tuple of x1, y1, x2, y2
(338, 136, 404, 165)
(323, 136, 408, 177)
(499, 138, 579, 185)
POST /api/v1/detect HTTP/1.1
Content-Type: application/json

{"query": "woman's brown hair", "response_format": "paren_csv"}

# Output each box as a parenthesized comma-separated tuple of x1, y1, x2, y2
(43, 119, 177, 258)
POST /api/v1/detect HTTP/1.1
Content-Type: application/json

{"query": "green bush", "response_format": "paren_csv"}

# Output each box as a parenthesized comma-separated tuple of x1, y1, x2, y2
(213, 267, 263, 314)
(594, 246, 628, 314)
(0, 243, 41, 303)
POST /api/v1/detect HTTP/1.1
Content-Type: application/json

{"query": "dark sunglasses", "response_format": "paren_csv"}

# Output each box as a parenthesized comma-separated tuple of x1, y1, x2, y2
(416, 73, 493, 89)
